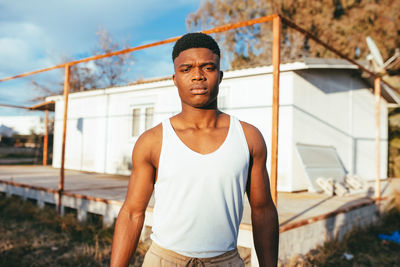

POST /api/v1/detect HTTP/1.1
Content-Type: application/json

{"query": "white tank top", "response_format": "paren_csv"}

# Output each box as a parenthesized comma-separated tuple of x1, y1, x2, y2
(150, 115, 250, 258)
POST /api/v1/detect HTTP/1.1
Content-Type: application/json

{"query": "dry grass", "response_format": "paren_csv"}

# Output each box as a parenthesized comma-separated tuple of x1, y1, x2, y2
(0, 194, 147, 266)
(283, 190, 400, 267)
(2, 190, 399, 266)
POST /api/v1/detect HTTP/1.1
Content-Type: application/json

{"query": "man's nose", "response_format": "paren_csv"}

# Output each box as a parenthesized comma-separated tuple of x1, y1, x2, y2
(192, 67, 205, 81)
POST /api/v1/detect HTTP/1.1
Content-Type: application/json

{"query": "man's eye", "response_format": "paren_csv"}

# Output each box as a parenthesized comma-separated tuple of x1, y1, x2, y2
(205, 66, 216, 71)
(182, 68, 190, 72)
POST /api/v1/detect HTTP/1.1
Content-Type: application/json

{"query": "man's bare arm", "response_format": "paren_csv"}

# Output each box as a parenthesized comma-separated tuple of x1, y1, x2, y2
(242, 122, 279, 267)
(110, 126, 160, 267)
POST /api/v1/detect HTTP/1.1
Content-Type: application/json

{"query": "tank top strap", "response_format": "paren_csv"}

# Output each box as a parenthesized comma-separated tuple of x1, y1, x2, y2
(230, 116, 250, 157)
(161, 115, 249, 157)
(161, 119, 175, 141)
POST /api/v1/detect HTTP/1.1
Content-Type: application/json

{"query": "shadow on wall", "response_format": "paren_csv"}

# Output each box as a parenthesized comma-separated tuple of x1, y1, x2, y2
(295, 69, 367, 95)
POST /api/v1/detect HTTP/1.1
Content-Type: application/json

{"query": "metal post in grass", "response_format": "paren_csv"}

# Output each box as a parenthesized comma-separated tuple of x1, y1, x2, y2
(43, 109, 49, 166)
(375, 77, 381, 201)
(59, 64, 70, 214)
(271, 14, 281, 206)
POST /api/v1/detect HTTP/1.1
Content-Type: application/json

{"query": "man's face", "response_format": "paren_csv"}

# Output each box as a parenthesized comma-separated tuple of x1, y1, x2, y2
(173, 48, 223, 109)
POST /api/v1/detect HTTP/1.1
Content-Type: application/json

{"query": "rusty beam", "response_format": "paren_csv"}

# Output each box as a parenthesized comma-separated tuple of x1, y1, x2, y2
(0, 177, 386, 234)
(0, 15, 277, 83)
(0, 103, 30, 109)
(0, 178, 123, 206)
(58, 64, 70, 213)
(0, 179, 59, 194)
(43, 109, 49, 166)
(280, 16, 374, 77)
(202, 14, 277, 35)
(375, 77, 381, 200)
(280, 16, 400, 96)
(270, 15, 281, 206)
(279, 197, 385, 233)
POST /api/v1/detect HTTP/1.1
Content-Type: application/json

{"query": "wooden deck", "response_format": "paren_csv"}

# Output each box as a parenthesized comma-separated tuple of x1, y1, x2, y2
(0, 165, 395, 227)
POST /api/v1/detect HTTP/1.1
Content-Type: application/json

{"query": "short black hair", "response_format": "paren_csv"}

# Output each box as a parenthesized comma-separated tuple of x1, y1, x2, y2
(172, 32, 220, 62)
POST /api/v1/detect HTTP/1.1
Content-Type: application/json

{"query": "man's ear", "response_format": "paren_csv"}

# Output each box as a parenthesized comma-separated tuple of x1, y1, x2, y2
(219, 71, 223, 84)
(172, 74, 177, 86)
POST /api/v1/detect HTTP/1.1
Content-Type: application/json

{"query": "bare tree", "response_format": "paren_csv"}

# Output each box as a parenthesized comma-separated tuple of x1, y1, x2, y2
(31, 29, 133, 101)
(92, 28, 133, 88)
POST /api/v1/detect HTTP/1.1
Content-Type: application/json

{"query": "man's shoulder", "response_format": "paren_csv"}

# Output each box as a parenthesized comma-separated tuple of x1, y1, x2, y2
(238, 120, 267, 155)
(239, 120, 264, 141)
(133, 123, 162, 152)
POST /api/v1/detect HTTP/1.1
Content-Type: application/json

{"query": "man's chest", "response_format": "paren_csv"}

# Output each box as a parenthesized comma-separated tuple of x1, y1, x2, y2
(174, 127, 229, 155)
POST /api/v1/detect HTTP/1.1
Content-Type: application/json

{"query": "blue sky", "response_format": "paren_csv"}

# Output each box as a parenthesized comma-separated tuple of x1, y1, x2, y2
(0, 0, 201, 116)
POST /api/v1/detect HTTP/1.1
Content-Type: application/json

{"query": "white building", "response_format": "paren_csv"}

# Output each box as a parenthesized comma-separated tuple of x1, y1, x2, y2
(47, 59, 398, 192)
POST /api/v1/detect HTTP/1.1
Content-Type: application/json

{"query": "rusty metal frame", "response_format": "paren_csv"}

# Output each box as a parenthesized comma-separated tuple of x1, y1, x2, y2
(0, 15, 278, 83)
(0, 13, 388, 209)
(271, 16, 281, 205)
(279, 196, 386, 233)
(43, 109, 49, 165)
(0, 103, 31, 109)
(375, 78, 381, 200)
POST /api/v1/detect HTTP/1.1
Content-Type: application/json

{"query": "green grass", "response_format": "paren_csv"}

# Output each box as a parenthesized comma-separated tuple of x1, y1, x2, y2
(0, 195, 147, 267)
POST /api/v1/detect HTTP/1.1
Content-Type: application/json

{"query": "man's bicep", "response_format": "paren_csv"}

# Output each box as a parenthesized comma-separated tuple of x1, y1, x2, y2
(123, 134, 155, 214)
(243, 125, 273, 208)
(248, 155, 273, 209)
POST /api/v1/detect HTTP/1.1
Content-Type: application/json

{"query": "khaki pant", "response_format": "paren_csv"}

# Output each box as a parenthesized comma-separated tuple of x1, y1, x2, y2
(142, 242, 245, 267)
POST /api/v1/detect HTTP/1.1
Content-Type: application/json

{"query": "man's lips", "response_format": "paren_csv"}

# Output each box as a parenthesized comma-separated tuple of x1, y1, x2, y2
(190, 86, 207, 95)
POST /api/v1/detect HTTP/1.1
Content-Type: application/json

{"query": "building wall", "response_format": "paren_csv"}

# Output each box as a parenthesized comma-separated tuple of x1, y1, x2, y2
(291, 70, 388, 190)
(51, 69, 295, 187)
(50, 67, 388, 191)
(104, 82, 180, 174)
(220, 70, 294, 191)
(52, 81, 180, 174)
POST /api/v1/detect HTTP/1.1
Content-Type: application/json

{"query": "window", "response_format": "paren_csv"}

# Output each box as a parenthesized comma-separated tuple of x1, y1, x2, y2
(145, 107, 154, 130)
(132, 108, 141, 137)
(131, 105, 154, 137)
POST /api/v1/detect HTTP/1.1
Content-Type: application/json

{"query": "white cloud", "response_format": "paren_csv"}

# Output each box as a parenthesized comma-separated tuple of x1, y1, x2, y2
(0, 22, 55, 76)
(0, 0, 200, 114)
(0, 0, 198, 74)
(0, 0, 196, 52)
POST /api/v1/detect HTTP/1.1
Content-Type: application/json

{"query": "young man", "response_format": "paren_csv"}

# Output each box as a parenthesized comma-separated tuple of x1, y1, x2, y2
(110, 33, 279, 267)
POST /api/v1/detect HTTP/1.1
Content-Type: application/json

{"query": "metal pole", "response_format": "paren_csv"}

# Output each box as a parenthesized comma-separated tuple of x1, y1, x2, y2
(59, 64, 70, 213)
(374, 77, 381, 200)
(43, 109, 49, 166)
(271, 15, 281, 205)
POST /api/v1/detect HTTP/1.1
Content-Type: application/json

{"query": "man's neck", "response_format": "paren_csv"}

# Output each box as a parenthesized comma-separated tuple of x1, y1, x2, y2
(177, 104, 223, 129)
